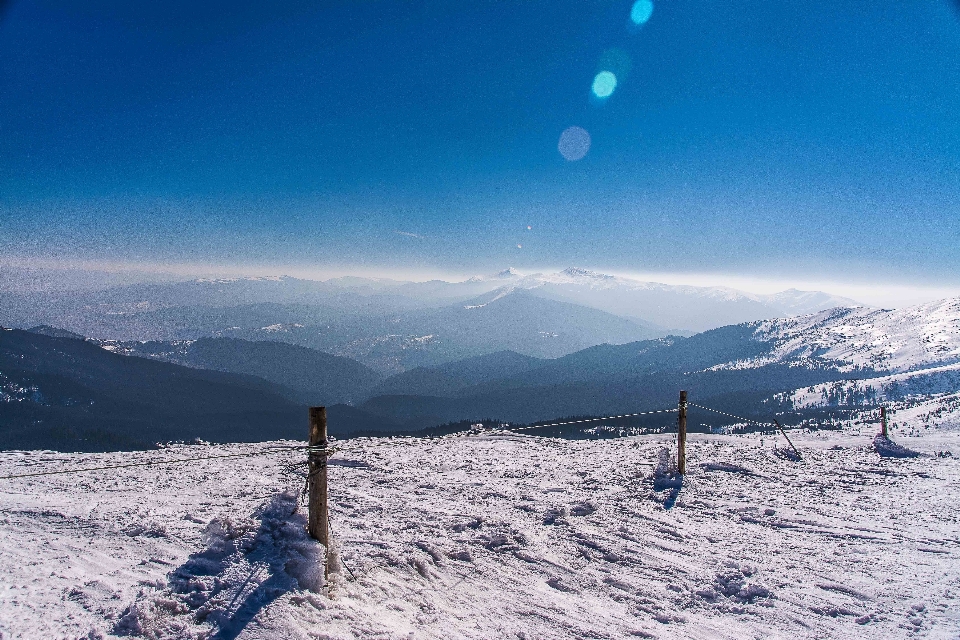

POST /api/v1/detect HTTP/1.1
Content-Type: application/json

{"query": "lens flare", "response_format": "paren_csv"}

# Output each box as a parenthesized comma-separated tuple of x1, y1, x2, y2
(630, 0, 654, 25)
(591, 71, 617, 99)
(558, 126, 591, 161)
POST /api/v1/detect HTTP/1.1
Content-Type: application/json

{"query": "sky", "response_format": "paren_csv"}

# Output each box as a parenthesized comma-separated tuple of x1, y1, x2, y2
(2, 0, 960, 303)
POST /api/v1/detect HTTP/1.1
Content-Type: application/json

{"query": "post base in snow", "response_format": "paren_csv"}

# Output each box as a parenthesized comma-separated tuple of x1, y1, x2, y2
(652, 447, 684, 509)
(873, 433, 920, 458)
(773, 446, 802, 462)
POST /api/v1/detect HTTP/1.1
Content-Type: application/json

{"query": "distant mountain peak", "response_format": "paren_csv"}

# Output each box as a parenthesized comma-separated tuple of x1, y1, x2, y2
(759, 289, 861, 314)
(466, 268, 523, 282)
(193, 275, 291, 284)
(559, 267, 614, 280)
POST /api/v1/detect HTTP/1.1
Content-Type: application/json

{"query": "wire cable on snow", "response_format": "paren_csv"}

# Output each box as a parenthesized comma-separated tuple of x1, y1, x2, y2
(2, 399, 819, 481)
(507, 407, 679, 433)
(687, 402, 802, 459)
(0, 445, 308, 481)
(685, 402, 768, 427)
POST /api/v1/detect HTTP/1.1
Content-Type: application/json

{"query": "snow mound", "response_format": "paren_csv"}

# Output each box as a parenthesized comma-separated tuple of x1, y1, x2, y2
(652, 447, 683, 491)
(114, 491, 326, 639)
(873, 434, 921, 459)
(698, 562, 773, 606)
(700, 461, 756, 475)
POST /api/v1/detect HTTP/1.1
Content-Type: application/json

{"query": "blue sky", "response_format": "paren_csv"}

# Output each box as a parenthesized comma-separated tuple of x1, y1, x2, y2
(2, 0, 959, 296)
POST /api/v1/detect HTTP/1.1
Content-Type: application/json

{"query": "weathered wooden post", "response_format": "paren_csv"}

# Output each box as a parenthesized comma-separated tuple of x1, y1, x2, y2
(677, 390, 687, 475)
(772, 418, 802, 460)
(880, 406, 888, 438)
(308, 407, 330, 569)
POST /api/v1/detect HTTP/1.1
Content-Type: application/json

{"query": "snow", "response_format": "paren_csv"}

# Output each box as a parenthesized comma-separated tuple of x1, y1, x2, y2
(259, 324, 287, 333)
(759, 289, 860, 316)
(508, 269, 858, 312)
(2, 416, 960, 639)
(194, 277, 289, 284)
(463, 290, 511, 309)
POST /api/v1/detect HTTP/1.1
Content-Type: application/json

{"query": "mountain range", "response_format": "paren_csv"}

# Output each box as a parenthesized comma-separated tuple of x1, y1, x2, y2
(3, 294, 957, 451)
(8, 267, 955, 452)
(0, 328, 302, 450)
(0, 268, 859, 373)
(358, 298, 959, 426)
(102, 337, 383, 406)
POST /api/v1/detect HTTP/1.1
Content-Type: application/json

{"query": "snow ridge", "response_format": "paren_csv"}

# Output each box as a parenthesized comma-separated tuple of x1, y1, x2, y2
(755, 297, 960, 373)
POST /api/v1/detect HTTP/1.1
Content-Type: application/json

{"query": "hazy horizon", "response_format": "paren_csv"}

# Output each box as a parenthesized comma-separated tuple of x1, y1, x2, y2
(3, 255, 959, 309)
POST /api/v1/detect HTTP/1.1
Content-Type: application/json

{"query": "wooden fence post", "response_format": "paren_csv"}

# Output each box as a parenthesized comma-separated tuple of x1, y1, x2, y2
(678, 390, 687, 475)
(880, 406, 888, 438)
(308, 407, 330, 571)
(772, 418, 802, 460)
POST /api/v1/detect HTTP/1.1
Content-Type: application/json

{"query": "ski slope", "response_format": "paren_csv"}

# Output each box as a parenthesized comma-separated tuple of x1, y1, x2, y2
(2, 415, 959, 639)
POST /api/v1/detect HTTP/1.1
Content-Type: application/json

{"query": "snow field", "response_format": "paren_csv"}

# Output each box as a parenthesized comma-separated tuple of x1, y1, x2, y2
(1, 424, 959, 639)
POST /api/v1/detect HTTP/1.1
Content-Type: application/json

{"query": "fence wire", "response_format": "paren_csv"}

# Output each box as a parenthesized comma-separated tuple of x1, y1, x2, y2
(0, 445, 306, 481)
(0, 397, 823, 481)
(686, 402, 768, 427)
(686, 402, 802, 459)
(507, 407, 679, 433)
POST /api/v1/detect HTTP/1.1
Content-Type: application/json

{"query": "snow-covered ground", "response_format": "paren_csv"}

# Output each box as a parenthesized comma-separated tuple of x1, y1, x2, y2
(2, 416, 960, 639)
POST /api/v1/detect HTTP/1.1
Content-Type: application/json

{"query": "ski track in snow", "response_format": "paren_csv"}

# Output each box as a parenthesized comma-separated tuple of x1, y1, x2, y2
(1, 426, 959, 639)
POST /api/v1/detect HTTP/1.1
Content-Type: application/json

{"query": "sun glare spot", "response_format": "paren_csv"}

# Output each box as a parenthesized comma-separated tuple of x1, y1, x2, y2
(558, 126, 591, 161)
(630, 0, 654, 25)
(591, 71, 617, 99)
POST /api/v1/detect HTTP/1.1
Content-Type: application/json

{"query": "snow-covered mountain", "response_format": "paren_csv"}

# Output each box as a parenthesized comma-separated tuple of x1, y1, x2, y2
(352, 296, 960, 427)
(757, 288, 859, 317)
(787, 363, 960, 409)
(454, 268, 860, 333)
(698, 297, 960, 411)
(7, 294, 960, 444)
(753, 297, 960, 372)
